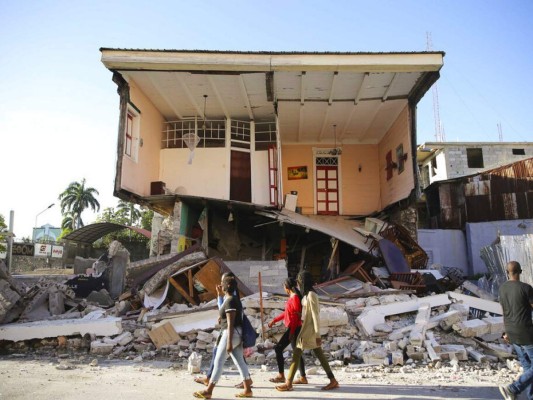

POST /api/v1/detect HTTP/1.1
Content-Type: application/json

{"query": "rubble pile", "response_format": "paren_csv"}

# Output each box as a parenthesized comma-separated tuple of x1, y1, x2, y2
(0, 239, 517, 381)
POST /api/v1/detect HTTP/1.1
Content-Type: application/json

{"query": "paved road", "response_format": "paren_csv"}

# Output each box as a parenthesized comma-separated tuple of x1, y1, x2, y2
(0, 358, 510, 400)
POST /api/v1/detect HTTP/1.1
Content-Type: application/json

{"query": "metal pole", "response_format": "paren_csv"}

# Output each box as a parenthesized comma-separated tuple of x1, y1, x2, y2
(7, 210, 14, 273)
(258, 271, 265, 340)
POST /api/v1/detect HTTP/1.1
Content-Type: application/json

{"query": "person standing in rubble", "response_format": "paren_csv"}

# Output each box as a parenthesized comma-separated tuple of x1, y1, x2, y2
(193, 275, 253, 399)
(275, 270, 339, 392)
(498, 260, 533, 400)
(267, 277, 307, 385)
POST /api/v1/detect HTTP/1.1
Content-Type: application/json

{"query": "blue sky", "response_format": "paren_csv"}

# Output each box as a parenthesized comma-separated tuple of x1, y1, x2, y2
(1, 0, 532, 238)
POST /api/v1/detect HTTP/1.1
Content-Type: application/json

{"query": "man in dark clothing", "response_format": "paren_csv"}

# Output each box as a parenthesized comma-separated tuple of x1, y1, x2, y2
(499, 261, 533, 400)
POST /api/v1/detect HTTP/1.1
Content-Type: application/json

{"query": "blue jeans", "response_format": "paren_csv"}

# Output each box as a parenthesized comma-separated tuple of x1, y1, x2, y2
(510, 344, 533, 399)
(209, 328, 251, 385)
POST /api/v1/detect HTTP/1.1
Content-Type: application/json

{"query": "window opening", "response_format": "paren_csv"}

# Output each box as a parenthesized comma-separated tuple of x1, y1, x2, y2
(162, 118, 226, 149)
(512, 148, 525, 155)
(466, 148, 484, 168)
(125, 112, 133, 157)
(230, 120, 251, 150)
(255, 121, 276, 151)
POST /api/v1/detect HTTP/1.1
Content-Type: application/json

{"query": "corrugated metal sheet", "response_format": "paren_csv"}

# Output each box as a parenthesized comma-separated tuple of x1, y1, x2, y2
(425, 157, 533, 229)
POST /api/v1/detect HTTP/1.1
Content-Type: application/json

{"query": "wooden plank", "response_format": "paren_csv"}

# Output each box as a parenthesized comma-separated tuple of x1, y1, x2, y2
(148, 321, 180, 349)
(193, 259, 222, 295)
(188, 269, 194, 298)
(169, 276, 197, 305)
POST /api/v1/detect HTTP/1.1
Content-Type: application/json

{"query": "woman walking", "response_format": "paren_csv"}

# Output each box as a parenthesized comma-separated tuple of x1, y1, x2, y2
(193, 275, 253, 399)
(275, 270, 339, 392)
(267, 278, 307, 384)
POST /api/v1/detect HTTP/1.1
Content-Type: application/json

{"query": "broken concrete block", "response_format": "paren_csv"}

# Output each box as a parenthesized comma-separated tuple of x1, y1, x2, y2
(356, 294, 450, 336)
(196, 330, 214, 343)
(406, 345, 425, 361)
(436, 310, 467, 331)
(112, 331, 133, 346)
(453, 319, 489, 337)
(391, 350, 404, 365)
(363, 347, 388, 364)
(482, 316, 504, 335)
(195, 341, 207, 350)
(438, 345, 468, 361)
(48, 287, 65, 316)
(466, 346, 489, 362)
(374, 323, 393, 333)
(447, 291, 502, 315)
(320, 307, 348, 327)
(425, 331, 441, 352)
(178, 339, 190, 348)
(90, 340, 115, 355)
(409, 303, 431, 346)
(0, 279, 21, 322)
(0, 316, 122, 341)
(384, 341, 398, 352)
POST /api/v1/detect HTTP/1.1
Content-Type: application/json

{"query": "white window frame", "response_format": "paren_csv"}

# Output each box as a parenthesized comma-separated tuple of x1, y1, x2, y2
(125, 104, 141, 162)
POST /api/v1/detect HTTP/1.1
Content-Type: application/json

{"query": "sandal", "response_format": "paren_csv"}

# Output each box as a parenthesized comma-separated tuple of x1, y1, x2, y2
(194, 377, 209, 386)
(293, 376, 308, 384)
(234, 392, 253, 398)
(193, 391, 212, 399)
(275, 384, 293, 392)
(269, 376, 285, 383)
(321, 380, 339, 391)
(234, 381, 253, 389)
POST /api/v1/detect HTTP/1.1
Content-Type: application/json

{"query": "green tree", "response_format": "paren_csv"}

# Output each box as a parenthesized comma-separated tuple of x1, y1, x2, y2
(58, 178, 100, 229)
(0, 214, 7, 253)
(116, 200, 142, 226)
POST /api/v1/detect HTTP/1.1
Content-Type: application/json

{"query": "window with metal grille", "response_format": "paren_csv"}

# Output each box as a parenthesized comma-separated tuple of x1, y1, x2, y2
(255, 121, 276, 151)
(466, 148, 484, 168)
(316, 157, 338, 166)
(230, 120, 250, 149)
(162, 118, 225, 149)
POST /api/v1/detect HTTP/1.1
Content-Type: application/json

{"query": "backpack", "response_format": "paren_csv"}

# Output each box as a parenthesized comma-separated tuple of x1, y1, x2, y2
(241, 313, 258, 349)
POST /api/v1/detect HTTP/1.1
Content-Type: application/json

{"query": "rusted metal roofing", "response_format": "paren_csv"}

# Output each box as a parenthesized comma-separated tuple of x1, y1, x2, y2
(425, 157, 533, 229)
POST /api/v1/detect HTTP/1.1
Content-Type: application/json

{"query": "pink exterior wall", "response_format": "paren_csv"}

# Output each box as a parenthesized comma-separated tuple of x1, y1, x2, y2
(281, 144, 381, 215)
(378, 106, 414, 208)
(120, 79, 164, 196)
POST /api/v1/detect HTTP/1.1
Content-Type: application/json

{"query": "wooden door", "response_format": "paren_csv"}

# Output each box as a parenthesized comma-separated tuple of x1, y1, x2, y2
(230, 150, 251, 202)
(316, 165, 338, 215)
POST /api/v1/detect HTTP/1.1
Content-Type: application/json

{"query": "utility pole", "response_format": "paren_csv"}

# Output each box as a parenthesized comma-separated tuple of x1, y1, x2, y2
(497, 122, 503, 142)
(7, 210, 14, 273)
(427, 32, 445, 142)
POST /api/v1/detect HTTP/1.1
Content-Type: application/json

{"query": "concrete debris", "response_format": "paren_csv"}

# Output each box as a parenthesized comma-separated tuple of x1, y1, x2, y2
(0, 244, 523, 386)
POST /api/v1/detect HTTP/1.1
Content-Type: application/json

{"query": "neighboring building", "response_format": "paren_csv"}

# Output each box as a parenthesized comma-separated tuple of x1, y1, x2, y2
(100, 49, 443, 273)
(418, 157, 533, 275)
(417, 142, 533, 189)
(32, 224, 61, 242)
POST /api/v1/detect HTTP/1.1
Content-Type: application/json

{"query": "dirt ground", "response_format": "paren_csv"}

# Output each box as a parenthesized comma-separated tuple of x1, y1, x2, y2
(0, 354, 519, 400)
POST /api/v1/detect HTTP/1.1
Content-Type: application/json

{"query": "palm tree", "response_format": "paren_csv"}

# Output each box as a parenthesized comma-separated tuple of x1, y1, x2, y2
(58, 179, 100, 229)
(116, 200, 141, 226)
(61, 211, 78, 230)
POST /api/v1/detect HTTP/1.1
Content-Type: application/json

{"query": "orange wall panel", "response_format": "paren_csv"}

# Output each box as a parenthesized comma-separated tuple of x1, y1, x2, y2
(281, 144, 381, 215)
(378, 106, 414, 207)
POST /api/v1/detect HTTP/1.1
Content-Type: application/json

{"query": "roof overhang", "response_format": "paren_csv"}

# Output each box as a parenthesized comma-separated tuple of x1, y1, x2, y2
(101, 49, 444, 145)
(63, 222, 151, 244)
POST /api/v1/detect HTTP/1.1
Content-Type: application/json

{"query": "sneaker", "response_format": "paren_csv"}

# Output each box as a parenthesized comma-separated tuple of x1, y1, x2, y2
(499, 385, 516, 400)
